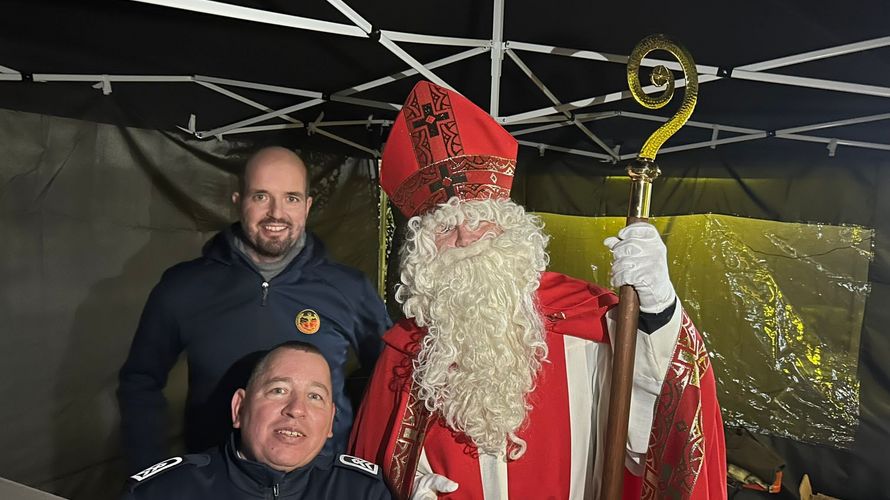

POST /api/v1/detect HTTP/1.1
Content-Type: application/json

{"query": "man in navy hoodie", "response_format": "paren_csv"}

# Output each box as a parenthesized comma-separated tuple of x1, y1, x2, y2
(118, 147, 391, 474)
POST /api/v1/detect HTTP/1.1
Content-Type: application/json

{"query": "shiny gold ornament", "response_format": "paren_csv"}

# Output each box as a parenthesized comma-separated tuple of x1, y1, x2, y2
(627, 33, 699, 161)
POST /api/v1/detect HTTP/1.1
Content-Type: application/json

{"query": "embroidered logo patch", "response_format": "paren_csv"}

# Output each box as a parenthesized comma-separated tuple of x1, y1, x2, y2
(130, 457, 183, 482)
(339, 454, 379, 475)
(295, 309, 320, 334)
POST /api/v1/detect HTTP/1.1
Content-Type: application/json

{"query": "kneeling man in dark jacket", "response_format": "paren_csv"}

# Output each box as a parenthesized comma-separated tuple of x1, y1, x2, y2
(122, 341, 391, 499)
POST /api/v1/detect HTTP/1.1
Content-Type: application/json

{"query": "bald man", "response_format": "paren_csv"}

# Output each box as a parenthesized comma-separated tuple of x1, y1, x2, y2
(118, 147, 391, 474)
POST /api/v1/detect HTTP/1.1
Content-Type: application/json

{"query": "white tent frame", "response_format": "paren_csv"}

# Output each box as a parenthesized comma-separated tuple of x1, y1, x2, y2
(4, 0, 889, 159)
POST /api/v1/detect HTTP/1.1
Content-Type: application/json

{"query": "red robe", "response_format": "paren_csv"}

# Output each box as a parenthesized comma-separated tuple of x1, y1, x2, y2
(350, 272, 726, 499)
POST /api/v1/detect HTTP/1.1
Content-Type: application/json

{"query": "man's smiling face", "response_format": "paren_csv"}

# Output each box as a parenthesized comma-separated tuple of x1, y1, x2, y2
(231, 348, 334, 472)
(234, 148, 313, 263)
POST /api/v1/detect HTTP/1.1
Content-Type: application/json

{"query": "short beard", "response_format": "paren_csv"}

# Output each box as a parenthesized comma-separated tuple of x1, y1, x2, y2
(245, 218, 296, 259)
(397, 198, 549, 456)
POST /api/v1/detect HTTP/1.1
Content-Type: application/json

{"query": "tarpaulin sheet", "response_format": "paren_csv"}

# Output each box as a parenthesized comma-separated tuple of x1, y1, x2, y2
(4, 101, 890, 500)
(538, 213, 872, 446)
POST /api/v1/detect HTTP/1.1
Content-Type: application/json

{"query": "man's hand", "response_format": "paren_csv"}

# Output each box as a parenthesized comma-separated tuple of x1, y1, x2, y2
(410, 473, 459, 500)
(604, 222, 676, 314)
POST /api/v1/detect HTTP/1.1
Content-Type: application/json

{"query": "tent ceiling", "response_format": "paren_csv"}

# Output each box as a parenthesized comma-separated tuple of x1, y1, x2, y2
(1, 0, 889, 159)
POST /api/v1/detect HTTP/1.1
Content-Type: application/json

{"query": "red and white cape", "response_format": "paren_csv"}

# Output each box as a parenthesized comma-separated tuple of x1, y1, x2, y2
(350, 272, 726, 499)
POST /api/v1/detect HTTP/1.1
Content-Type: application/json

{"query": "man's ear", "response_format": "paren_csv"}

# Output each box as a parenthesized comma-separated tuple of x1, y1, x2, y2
(231, 389, 246, 428)
(232, 191, 241, 206)
(327, 403, 335, 438)
(306, 196, 313, 215)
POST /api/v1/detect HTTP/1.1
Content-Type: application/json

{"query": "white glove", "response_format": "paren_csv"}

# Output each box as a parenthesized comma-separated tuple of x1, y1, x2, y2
(603, 222, 676, 314)
(410, 473, 459, 500)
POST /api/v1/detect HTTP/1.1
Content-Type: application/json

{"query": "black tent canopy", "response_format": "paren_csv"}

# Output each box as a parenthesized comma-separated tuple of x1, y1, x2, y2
(2, 0, 889, 158)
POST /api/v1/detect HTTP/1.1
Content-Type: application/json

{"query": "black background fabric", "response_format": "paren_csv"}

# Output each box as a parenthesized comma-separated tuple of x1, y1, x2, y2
(514, 143, 890, 500)
(0, 106, 382, 499)
(2, 100, 890, 500)
(1, 1, 889, 498)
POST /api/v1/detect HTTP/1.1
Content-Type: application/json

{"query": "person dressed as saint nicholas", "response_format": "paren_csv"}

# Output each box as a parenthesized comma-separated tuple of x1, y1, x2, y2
(350, 81, 727, 500)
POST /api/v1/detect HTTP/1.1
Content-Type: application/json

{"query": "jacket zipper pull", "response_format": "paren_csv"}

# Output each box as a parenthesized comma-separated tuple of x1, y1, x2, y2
(261, 282, 269, 306)
(273, 483, 279, 498)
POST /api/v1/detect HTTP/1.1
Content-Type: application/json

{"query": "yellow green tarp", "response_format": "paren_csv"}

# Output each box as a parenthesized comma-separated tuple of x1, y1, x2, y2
(537, 212, 872, 446)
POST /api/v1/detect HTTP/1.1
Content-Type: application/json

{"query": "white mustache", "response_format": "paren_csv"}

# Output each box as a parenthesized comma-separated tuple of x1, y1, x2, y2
(437, 234, 497, 266)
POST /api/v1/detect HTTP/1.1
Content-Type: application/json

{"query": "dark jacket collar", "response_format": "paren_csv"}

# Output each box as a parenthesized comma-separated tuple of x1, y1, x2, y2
(223, 433, 334, 496)
(202, 223, 327, 279)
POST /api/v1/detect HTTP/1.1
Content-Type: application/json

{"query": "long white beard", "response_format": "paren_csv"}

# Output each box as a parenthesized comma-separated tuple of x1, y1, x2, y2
(398, 201, 549, 456)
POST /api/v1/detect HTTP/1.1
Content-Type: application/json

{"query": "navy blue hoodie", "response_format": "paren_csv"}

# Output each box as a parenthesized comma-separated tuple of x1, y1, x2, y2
(118, 225, 391, 473)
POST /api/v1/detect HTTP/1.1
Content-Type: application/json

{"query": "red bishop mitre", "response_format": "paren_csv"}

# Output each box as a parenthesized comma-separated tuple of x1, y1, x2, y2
(380, 80, 517, 218)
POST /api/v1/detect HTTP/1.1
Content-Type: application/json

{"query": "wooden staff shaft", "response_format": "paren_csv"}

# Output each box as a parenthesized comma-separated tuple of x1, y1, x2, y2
(600, 162, 657, 500)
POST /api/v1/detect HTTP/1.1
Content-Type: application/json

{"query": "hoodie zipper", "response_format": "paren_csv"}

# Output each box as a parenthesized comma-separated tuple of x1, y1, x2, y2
(272, 483, 280, 499)
(261, 281, 270, 306)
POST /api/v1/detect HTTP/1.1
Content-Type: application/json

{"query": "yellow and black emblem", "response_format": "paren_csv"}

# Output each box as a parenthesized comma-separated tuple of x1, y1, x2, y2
(295, 309, 321, 335)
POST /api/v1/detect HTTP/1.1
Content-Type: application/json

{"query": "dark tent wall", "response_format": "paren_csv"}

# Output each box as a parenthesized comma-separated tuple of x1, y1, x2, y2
(0, 106, 383, 498)
(512, 143, 890, 499)
(3, 105, 890, 500)
(2, 1, 890, 499)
